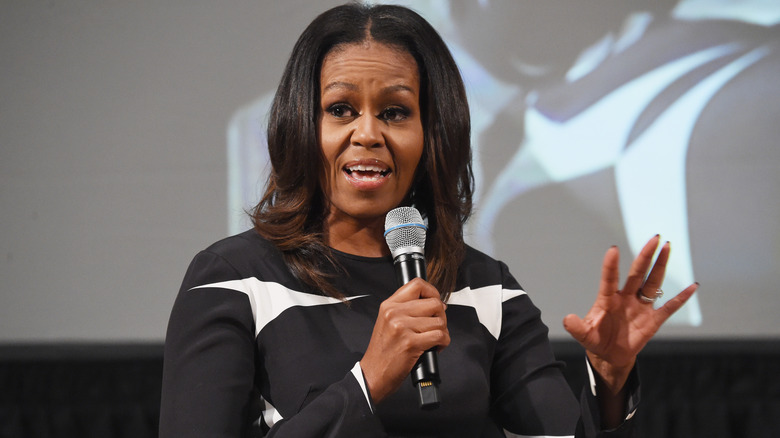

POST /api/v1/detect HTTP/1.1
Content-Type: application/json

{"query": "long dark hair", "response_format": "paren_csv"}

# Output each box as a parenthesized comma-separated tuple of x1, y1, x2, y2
(252, 3, 473, 299)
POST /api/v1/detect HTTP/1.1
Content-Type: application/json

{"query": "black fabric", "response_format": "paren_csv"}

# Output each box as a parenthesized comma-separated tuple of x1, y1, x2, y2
(159, 231, 625, 437)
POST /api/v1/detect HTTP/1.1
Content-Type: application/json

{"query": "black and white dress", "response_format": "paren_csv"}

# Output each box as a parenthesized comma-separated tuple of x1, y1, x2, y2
(159, 229, 638, 437)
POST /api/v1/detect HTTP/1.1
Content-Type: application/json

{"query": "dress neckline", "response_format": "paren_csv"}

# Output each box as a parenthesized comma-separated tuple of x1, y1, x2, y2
(329, 246, 393, 264)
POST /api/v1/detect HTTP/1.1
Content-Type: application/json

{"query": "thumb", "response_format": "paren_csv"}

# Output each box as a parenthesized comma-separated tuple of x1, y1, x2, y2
(563, 314, 587, 344)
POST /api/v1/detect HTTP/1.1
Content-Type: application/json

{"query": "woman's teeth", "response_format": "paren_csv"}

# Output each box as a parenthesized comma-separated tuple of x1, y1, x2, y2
(345, 164, 390, 179)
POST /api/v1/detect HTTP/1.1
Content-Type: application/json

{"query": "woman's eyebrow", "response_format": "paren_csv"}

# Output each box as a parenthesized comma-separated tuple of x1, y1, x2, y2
(321, 82, 415, 95)
(381, 84, 416, 95)
(322, 81, 358, 93)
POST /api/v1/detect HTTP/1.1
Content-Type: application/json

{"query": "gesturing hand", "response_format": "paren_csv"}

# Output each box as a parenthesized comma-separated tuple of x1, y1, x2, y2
(360, 278, 450, 404)
(563, 235, 698, 393)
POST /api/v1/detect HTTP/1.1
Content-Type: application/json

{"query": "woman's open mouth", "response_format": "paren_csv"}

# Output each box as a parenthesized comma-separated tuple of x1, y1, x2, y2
(344, 163, 391, 181)
(342, 160, 392, 190)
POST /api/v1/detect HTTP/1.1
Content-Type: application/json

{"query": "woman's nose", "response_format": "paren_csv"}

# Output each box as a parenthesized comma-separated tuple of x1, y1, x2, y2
(351, 115, 384, 148)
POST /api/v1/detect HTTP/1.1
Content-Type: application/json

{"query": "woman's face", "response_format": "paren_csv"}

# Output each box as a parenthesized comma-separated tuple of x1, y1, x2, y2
(318, 41, 424, 224)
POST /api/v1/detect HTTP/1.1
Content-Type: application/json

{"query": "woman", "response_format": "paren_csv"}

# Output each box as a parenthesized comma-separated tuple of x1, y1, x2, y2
(159, 4, 697, 437)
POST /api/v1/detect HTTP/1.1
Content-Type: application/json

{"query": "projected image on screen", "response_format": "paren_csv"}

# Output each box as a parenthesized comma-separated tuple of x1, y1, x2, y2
(228, 0, 780, 336)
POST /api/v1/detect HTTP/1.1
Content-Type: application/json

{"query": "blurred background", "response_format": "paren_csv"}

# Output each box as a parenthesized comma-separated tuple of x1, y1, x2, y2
(2, 1, 778, 436)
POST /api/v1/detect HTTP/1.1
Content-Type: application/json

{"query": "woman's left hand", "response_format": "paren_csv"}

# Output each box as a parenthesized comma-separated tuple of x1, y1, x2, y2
(563, 235, 698, 393)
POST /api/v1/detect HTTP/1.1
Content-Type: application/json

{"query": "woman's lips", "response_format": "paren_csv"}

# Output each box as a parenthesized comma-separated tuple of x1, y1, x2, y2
(343, 159, 391, 190)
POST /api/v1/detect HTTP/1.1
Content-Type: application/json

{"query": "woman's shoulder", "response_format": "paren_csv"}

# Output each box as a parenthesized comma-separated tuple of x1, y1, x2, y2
(462, 244, 498, 264)
(460, 244, 508, 272)
(457, 244, 520, 290)
(202, 229, 279, 260)
(183, 229, 295, 287)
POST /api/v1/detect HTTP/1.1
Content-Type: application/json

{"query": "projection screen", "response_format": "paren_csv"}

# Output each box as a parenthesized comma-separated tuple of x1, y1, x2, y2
(1, 0, 778, 342)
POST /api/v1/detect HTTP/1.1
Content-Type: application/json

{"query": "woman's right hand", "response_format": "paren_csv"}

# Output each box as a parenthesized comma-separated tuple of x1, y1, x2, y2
(359, 277, 450, 404)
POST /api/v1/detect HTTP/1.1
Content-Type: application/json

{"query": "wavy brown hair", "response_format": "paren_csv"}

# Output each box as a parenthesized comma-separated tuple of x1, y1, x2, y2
(252, 3, 473, 300)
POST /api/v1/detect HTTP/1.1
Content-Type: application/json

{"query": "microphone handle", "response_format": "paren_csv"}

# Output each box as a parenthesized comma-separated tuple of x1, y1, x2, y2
(394, 252, 426, 284)
(393, 252, 441, 410)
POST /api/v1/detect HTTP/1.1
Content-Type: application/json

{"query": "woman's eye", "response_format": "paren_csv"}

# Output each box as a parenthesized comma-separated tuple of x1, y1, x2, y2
(380, 107, 409, 122)
(327, 104, 354, 118)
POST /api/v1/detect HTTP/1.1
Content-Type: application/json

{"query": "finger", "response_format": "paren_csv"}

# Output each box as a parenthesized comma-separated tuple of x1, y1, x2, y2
(416, 279, 443, 300)
(623, 235, 661, 294)
(414, 327, 451, 352)
(391, 315, 449, 349)
(654, 283, 699, 325)
(377, 299, 444, 334)
(389, 278, 441, 302)
(563, 314, 588, 344)
(645, 242, 671, 290)
(413, 313, 448, 332)
(641, 241, 670, 295)
(412, 314, 449, 337)
(399, 297, 447, 318)
(599, 246, 620, 297)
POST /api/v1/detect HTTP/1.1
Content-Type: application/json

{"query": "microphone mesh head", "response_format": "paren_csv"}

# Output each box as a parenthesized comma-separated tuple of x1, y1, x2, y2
(384, 207, 426, 255)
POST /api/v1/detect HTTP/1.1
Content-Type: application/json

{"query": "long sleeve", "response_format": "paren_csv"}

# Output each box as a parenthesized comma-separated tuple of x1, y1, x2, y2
(490, 261, 639, 438)
(159, 245, 388, 437)
(262, 366, 384, 437)
(159, 250, 260, 437)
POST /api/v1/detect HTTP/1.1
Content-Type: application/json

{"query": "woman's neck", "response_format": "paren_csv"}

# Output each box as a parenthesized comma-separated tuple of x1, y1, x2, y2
(324, 213, 390, 258)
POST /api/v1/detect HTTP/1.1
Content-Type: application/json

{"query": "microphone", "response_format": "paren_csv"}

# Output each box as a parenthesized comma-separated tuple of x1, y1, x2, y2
(384, 206, 440, 410)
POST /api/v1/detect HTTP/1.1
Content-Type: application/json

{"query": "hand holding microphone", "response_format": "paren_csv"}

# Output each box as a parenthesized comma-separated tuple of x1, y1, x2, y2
(384, 206, 442, 409)
(359, 207, 448, 409)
